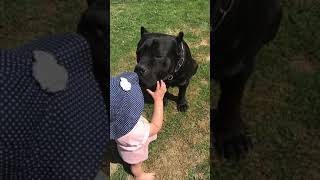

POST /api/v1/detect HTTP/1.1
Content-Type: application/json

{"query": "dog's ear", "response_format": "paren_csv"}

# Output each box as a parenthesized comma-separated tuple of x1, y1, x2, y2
(141, 26, 148, 37)
(176, 32, 184, 43)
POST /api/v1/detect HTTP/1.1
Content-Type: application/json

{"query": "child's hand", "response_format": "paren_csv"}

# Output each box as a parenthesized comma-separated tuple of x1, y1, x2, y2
(146, 80, 167, 103)
(147, 80, 166, 136)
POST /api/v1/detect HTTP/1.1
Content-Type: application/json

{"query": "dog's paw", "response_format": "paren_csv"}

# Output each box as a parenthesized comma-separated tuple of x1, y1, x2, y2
(177, 100, 188, 112)
(214, 132, 253, 161)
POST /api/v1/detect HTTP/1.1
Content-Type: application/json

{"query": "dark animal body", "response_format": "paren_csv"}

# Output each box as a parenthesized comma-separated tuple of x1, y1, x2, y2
(211, 0, 282, 160)
(135, 27, 198, 112)
(77, 0, 109, 101)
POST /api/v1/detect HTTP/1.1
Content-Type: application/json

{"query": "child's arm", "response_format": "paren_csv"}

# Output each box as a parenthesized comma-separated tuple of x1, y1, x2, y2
(146, 80, 167, 137)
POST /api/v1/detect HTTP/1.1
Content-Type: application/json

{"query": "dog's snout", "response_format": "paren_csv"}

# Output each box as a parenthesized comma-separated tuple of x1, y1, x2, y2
(134, 64, 147, 76)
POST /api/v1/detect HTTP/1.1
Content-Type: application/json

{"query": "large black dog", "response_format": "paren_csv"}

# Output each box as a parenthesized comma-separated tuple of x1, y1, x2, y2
(134, 27, 198, 112)
(211, 0, 282, 160)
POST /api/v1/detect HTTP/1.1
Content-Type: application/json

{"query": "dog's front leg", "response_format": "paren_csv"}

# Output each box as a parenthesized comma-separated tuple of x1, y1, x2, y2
(177, 83, 189, 112)
(163, 92, 169, 106)
(213, 64, 253, 160)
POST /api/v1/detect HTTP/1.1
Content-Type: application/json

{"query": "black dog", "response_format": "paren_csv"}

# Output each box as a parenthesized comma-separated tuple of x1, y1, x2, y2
(77, 0, 109, 101)
(135, 27, 198, 112)
(211, 0, 282, 160)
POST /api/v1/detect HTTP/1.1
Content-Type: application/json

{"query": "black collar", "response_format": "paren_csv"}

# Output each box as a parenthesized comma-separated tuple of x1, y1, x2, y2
(212, 0, 235, 33)
(163, 43, 185, 81)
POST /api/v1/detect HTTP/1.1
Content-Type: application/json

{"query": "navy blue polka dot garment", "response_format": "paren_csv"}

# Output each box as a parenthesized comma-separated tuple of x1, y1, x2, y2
(110, 72, 144, 140)
(0, 33, 108, 180)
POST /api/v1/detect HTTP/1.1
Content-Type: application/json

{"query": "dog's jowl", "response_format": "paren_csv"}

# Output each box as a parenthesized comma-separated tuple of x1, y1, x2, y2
(135, 27, 198, 112)
(211, 0, 282, 160)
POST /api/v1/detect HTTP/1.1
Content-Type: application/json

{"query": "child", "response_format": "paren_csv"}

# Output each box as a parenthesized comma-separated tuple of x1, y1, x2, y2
(110, 72, 167, 180)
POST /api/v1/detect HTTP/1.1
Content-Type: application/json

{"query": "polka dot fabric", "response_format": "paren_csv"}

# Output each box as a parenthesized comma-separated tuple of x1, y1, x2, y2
(110, 72, 144, 140)
(0, 33, 108, 180)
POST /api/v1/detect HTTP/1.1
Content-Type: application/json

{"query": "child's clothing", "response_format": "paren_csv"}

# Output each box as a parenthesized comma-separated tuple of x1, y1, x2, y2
(116, 116, 157, 164)
(1, 33, 108, 179)
(110, 72, 144, 139)
(110, 72, 155, 164)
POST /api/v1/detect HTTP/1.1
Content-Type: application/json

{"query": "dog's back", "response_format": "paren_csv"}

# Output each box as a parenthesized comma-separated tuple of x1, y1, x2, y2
(212, 0, 282, 80)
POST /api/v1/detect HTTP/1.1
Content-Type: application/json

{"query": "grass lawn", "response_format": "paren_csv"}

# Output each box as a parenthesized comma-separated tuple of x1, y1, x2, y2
(211, 0, 320, 179)
(0, 0, 86, 48)
(109, 0, 210, 179)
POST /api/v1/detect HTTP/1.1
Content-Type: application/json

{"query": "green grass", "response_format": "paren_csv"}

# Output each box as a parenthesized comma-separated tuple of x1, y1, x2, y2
(0, 0, 86, 48)
(110, 0, 210, 179)
(211, 0, 320, 179)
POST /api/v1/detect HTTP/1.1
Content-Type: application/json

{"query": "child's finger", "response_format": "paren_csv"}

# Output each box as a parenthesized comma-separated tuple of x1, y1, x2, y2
(160, 80, 166, 89)
(160, 81, 166, 92)
(156, 81, 160, 90)
(146, 89, 154, 96)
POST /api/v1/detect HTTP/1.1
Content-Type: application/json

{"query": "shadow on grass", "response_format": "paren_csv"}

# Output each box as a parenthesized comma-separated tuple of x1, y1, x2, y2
(103, 140, 132, 176)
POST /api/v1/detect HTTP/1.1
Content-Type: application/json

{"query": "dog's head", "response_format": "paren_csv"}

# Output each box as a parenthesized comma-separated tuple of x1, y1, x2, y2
(135, 27, 184, 90)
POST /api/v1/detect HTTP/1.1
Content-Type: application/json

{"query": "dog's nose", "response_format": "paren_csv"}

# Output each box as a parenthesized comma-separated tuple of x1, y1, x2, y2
(134, 65, 147, 75)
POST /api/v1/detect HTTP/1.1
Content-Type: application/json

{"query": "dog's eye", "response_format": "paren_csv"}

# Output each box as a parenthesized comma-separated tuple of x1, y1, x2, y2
(154, 55, 162, 59)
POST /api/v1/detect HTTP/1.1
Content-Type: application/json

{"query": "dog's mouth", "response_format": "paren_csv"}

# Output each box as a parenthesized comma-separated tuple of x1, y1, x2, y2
(137, 76, 157, 91)
(134, 66, 155, 88)
(134, 63, 172, 91)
